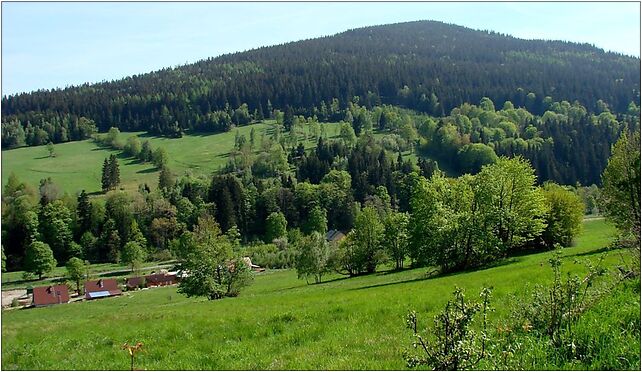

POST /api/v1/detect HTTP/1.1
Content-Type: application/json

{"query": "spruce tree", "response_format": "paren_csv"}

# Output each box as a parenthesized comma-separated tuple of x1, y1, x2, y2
(101, 158, 111, 192)
(108, 154, 120, 189)
(76, 190, 92, 238)
(284, 105, 294, 131)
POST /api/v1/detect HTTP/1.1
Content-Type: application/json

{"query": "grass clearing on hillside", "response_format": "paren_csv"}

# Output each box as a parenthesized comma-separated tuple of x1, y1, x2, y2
(2, 219, 638, 370)
(1, 140, 157, 195)
(1, 122, 342, 195)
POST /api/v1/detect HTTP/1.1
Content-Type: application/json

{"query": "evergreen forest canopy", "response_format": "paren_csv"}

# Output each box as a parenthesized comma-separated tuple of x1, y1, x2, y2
(2, 20, 639, 138)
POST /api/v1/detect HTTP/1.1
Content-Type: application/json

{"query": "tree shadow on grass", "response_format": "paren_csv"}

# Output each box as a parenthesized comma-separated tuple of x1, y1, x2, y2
(2, 278, 37, 287)
(565, 246, 613, 259)
(375, 267, 414, 276)
(136, 167, 159, 174)
(98, 270, 131, 278)
(349, 258, 518, 292)
(124, 158, 145, 166)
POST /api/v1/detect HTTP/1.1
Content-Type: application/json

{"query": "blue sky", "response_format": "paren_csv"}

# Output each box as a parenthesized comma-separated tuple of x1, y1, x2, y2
(2, 1, 640, 96)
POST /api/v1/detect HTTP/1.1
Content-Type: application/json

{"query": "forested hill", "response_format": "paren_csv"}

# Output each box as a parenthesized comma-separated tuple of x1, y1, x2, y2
(2, 20, 640, 136)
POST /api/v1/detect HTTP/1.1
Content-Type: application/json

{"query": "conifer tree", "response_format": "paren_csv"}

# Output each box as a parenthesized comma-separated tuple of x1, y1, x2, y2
(76, 190, 92, 237)
(101, 158, 111, 192)
(108, 154, 120, 189)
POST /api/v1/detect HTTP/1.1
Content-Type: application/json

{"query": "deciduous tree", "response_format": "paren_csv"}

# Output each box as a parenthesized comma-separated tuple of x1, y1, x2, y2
(25, 241, 57, 280)
(296, 232, 331, 284)
(121, 241, 147, 273)
(601, 128, 641, 245)
(66, 257, 88, 293)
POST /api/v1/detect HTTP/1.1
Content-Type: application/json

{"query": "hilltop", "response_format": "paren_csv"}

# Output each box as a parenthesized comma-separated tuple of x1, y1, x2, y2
(3, 20, 639, 135)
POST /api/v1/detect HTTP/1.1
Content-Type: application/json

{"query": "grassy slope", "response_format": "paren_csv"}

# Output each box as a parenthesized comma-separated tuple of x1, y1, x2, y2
(2, 219, 638, 370)
(1, 122, 342, 195)
(0, 140, 157, 195)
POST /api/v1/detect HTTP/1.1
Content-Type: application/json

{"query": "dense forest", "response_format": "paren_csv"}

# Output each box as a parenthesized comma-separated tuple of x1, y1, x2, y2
(2, 20, 639, 140)
(3, 103, 634, 273)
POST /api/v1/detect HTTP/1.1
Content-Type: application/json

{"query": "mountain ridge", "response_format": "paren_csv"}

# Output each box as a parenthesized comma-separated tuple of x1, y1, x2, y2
(2, 20, 639, 135)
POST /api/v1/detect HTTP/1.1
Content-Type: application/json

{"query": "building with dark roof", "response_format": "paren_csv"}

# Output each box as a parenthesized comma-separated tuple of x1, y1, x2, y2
(32, 285, 70, 307)
(84, 279, 122, 300)
(126, 273, 178, 290)
(144, 273, 177, 287)
(326, 229, 346, 243)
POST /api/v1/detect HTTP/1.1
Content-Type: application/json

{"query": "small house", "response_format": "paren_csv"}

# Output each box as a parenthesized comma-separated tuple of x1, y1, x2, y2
(326, 229, 346, 243)
(84, 279, 122, 300)
(144, 273, 177, 287)
(126, 273, 178, 290)
(32, 285, 70, 307)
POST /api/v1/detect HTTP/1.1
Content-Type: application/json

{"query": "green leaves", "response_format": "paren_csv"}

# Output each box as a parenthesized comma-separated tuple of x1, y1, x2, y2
(601, 128, 641, 240)
(409, 157, 549, 272)
(405, 287, 493, 370)
(177, 216, 252, 300)
(24, 240, 57, 280)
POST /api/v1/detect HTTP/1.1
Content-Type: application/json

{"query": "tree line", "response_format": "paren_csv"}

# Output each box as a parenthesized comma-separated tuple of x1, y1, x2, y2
(2, 123, 638, 302)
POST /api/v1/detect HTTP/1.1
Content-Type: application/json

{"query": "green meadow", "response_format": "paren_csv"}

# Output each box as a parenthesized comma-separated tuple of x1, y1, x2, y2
(2, 219, 639, 370)
(1, 121, 343, 195)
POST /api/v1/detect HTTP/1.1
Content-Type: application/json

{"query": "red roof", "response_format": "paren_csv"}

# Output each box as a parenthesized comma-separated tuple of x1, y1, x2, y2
(84, 278, 120, 293)
(33, 285, 70, 306)
(125, 273, 177, 289)
(144, 273, 177, 286)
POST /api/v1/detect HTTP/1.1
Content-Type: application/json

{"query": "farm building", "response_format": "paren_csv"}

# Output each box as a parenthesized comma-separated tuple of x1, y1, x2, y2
(32, 285, 70, 307)
(326, 229, 346, 243)
(84, 279, 122, 300)
(145, 273, 178, 287)
(126, 273, 178, 290)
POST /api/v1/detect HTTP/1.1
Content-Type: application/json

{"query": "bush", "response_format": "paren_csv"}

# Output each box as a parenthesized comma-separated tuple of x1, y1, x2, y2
(150, 249, 174, 262)
(404, 287, 493, 370)
(511, 248, 609, 348)
(541, 183, 585, 248)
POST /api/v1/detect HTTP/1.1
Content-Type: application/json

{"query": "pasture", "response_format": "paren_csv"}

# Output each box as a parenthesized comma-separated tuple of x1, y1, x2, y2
(2, 219, 639, 370)
(1, 121, 343, 195)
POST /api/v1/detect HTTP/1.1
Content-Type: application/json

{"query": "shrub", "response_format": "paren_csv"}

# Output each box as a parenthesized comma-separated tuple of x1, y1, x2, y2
(150, 249, 174, 262)
(541, 183, 585, 248)
(404, 287, 493, 370)
(511, 248, 609, 349)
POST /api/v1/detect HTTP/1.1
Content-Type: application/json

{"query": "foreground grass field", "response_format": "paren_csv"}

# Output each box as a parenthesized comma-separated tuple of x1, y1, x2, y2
(1, 122, 342, 195)
(2, 219, 638, 370)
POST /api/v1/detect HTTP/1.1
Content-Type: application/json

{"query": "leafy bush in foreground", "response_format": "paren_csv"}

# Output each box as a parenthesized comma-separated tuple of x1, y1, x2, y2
(404, 287, 493, 370)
